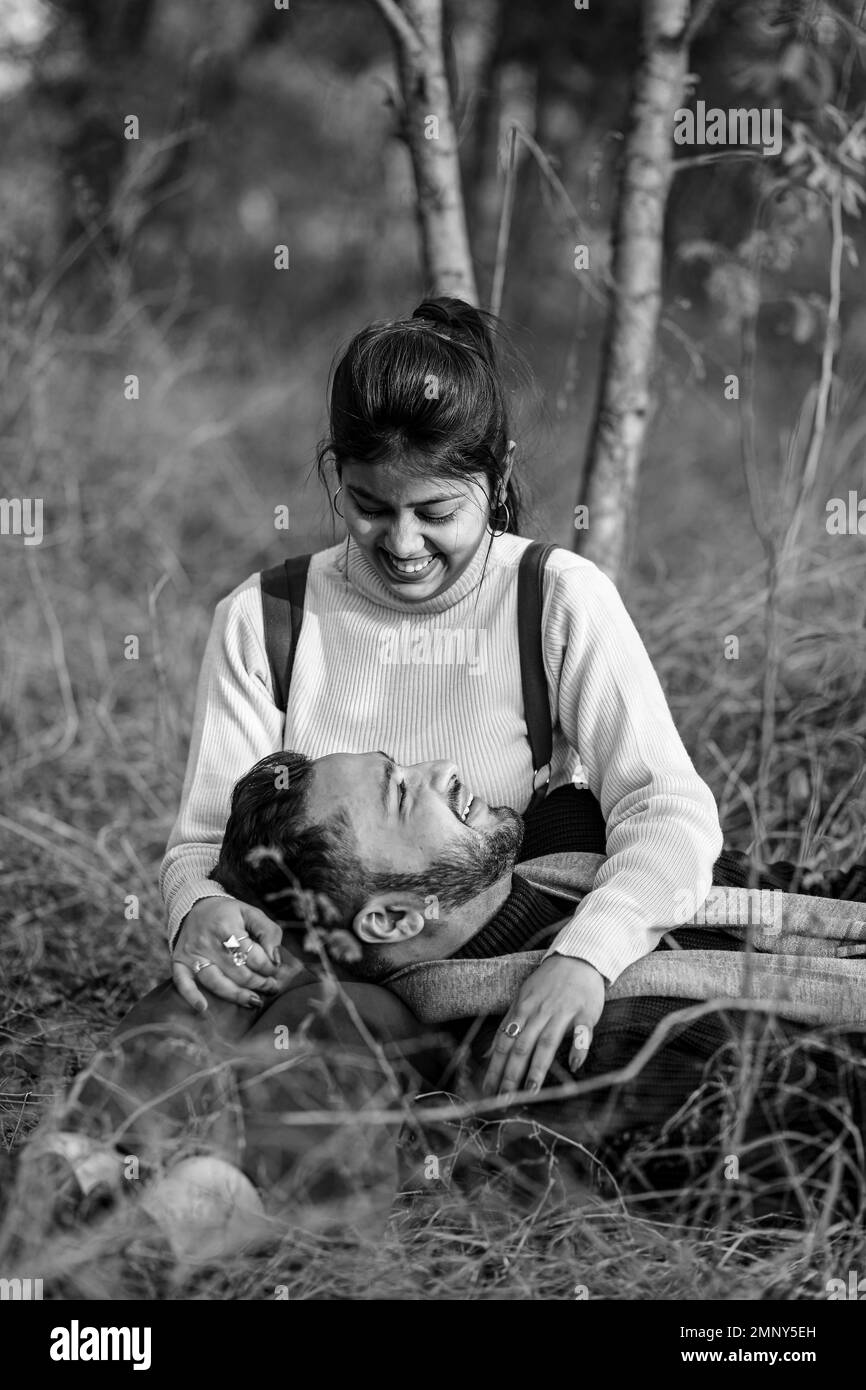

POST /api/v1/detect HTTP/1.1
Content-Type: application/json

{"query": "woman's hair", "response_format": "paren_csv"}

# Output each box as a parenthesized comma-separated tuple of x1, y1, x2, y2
(316, 296, 522, 532)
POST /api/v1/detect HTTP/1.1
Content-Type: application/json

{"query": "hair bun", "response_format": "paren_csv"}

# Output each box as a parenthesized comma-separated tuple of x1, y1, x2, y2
(411, 298, 451, 326)
(411, 296, 497, 362)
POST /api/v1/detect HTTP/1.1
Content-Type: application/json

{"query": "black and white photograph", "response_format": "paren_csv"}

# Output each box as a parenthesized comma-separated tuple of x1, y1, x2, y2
(1, 0, 866, 1337)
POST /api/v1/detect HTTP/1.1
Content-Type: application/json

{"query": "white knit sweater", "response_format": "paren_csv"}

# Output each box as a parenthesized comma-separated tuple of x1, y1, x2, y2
(160, 533, 723, 981)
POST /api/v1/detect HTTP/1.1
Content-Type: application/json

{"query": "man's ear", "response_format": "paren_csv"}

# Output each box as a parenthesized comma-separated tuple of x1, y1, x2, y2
(353, 893, 428, 945)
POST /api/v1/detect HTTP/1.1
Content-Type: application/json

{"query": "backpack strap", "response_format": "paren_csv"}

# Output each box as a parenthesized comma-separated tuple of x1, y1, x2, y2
(517, 541, 556, 814)
(260, 554, 311, 712)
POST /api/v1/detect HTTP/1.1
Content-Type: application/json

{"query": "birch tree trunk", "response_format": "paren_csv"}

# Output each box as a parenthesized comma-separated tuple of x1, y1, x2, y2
(575, 0, 690, 581)
(373, 0, 478, 304)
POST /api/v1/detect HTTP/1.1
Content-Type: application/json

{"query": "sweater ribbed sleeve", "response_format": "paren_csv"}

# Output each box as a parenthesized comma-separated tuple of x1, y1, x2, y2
(159, 576, 283, 950)
(540, 560, 724, 981)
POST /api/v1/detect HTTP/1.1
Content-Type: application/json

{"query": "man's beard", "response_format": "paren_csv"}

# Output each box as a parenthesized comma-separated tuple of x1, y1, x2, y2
(362, 806, 524, 910)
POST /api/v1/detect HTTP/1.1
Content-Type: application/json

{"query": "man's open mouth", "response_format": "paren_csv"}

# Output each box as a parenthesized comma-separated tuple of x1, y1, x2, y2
(448, 778, 476, 825)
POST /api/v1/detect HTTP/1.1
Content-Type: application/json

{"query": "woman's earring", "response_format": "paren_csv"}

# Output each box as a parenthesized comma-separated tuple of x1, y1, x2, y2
(333, 486, 344, 518)
(489, 494, 511, 536)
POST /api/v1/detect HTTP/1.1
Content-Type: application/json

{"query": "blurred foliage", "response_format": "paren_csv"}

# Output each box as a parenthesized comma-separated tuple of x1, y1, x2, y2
(1, 0, 864, 330)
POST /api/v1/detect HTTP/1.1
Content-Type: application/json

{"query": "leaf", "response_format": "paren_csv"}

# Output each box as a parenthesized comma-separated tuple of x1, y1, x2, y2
(677, 239, 720, 265)
(321, 929, 363, 965)
(787, 295, 816, 344)
(779, 42, 807, 82)
(314, 892, 343, 926)
(841, 177, 866, 218)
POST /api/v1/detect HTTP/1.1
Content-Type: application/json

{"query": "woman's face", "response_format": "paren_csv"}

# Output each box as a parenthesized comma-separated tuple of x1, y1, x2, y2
(340, 459, 493, 601)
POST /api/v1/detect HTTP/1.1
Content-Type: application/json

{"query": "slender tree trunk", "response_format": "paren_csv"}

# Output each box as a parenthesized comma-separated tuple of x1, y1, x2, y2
(575, 0, 690, 581)
(460, 0, 504, 250)
(373, 0, 478, 303)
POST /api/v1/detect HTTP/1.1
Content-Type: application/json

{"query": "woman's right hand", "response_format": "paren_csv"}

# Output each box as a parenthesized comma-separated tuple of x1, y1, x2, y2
(171, 897, 286, 1013)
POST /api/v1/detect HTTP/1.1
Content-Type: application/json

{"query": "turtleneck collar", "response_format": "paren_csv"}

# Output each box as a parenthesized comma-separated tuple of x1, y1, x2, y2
(339, 533, 499, 616)
(449, 874, 566, 960)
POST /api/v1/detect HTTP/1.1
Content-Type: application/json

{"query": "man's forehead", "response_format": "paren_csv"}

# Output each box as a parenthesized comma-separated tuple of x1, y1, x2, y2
(310, 751, 384, 802)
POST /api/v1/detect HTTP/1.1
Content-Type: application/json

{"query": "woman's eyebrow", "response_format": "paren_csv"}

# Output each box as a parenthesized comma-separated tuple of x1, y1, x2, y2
(348, 484, 461, 507)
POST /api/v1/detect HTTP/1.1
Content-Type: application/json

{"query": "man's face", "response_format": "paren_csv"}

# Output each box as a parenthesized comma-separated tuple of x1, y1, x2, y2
(305, 752, 522, 909)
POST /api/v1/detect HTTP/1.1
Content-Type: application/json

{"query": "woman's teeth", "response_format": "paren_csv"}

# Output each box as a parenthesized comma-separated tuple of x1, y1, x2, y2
(385, 554, 437, 576)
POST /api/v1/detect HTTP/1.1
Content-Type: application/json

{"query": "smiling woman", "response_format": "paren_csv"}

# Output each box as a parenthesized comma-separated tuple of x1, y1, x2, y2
(319, 296, 520, 601)
(339, 463, 498, 599)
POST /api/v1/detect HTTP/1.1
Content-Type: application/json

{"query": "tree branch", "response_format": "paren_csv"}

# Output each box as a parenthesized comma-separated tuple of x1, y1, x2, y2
(684, 0, 720, 44)
(370, 0, 425, 62)
(672, 149, 765, 174)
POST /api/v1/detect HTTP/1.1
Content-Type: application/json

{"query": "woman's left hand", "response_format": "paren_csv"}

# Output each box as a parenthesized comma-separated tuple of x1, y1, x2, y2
(482, 955, 606, 1097)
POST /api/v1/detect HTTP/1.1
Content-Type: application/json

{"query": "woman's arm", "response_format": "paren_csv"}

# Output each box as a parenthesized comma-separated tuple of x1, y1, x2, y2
(483, 556, 723, 1097)
(542, 557, 724, 983)
(160, 576, 285, 951)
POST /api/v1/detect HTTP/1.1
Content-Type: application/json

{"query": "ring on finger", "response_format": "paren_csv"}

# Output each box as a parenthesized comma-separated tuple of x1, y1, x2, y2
(193, 958, 215, 975)
(221, 935, 250, 968)
(502, 1020, 523, 1039)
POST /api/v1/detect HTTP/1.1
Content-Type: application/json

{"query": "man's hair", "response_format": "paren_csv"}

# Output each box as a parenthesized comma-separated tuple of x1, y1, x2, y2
(211, 750, 405, 981)
(210, 751, 358, 922)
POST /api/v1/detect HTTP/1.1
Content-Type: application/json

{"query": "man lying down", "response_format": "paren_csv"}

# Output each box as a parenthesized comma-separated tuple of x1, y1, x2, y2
(22, 750, 866, 1255)
(207, 750, 866, 1064)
